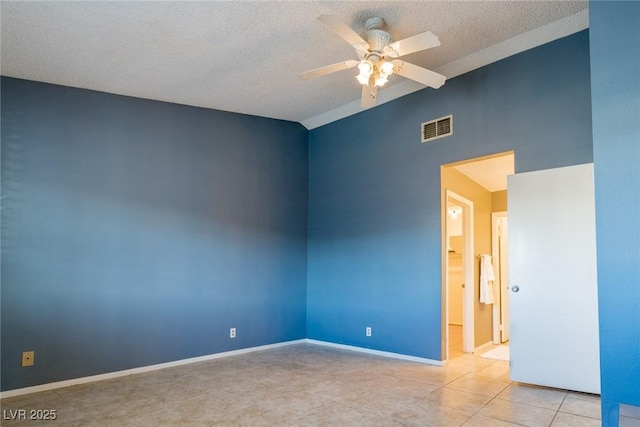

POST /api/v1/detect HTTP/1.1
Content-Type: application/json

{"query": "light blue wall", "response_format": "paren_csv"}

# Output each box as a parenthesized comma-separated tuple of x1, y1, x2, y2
(589, 2, 640, 424)
(1, 78, 309, 391)
(307, 31, 593, 360)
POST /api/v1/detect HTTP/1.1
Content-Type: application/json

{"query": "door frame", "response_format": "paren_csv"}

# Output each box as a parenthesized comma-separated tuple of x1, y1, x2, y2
(444, 190, 475, 357)
(491, 211, 508, 344)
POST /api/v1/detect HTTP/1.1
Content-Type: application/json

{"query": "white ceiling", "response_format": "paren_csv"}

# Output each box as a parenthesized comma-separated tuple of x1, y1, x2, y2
(452, 152, 515, 192)
(1, 1, 588, 129)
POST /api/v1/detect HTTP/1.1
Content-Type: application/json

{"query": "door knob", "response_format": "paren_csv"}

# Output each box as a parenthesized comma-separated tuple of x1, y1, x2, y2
(511, 285, 520, 293)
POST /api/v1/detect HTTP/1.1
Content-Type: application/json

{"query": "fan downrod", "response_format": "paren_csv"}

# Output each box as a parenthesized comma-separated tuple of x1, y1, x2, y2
(364, 16, 385, 30)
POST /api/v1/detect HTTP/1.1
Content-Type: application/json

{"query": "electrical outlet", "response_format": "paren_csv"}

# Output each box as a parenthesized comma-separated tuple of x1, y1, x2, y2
(230, 328, 236, 338)
(366, 327, 372, 337)
(22, 351, 34, 367)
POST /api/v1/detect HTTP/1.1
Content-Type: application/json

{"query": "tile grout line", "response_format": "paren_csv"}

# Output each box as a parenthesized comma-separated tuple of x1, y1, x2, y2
(548, 392, 570, 426)
(464, 379, 515, 424)
(441, 357, 514, 424)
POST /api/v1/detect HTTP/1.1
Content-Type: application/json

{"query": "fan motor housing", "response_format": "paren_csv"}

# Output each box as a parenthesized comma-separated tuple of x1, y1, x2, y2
(361, 17, 392, 54)
(362, 29, 393, 54)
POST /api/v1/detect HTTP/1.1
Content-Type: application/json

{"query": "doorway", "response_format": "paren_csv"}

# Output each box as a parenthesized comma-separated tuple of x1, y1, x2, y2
(446, 201, 464, 358)
(445, 195, 473, 359)
(444, 191, 474, 360)
(492, 212, 510, 344)
(441, 151, 514, 361)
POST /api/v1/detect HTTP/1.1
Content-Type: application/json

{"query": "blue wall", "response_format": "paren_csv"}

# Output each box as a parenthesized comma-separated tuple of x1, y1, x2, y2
(2, 27, 621, 399)
(590, 2, 640, 424)
(307, 30, 593, 360)
(1, 78, 309, 391)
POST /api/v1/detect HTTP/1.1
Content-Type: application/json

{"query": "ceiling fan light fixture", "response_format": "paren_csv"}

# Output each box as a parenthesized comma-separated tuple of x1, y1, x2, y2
(356, 59, 374, 84)
(357, 60, 373, 74)
(356, 74, 371, 85)
(380, 61, 394, 75)
(374, 60, 394, 87)
(374, 73, 389, 87)
(301, 14, 446, 108)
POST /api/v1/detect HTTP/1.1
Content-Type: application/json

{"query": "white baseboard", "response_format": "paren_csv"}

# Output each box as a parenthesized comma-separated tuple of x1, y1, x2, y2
(305, 339, 443, 366)
(0, 339, 306, 399)
(2, 338, 445, 398)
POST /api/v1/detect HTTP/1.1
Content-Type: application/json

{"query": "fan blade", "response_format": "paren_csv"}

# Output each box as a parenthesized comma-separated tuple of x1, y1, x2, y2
(299, 60, 359, 80)
(392, 60, 446, 89)
(318, 15, 369, 51)
(361, 83, 378, 108)
(384, 31, 440, 57)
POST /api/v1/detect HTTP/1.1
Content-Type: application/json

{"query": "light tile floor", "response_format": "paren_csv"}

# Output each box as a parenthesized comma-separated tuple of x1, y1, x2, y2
(0, 343, 632, 426)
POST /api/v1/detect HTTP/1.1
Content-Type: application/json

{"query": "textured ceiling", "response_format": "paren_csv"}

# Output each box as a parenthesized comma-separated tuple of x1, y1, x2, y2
(1, 1, 588, 129)
(453, 153, 515, 192)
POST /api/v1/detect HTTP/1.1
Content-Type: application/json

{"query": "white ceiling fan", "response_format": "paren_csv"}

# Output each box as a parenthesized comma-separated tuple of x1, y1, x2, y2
(299, 15, 446, 108)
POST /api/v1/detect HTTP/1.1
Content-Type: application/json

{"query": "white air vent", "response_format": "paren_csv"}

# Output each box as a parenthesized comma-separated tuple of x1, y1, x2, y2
(421, 114, 453, 143)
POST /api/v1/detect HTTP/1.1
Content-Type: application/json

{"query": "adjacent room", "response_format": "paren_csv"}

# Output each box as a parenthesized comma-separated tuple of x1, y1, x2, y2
(1, 1, 638, 426)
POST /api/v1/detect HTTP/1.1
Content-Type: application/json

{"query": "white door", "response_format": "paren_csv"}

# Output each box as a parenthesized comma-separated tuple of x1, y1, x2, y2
(508, 163, 600, 394)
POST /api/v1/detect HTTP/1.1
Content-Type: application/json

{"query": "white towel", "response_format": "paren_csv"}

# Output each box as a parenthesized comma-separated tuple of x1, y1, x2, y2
(479, 254, 496, 304)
